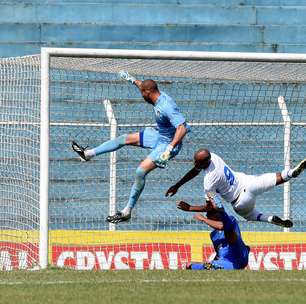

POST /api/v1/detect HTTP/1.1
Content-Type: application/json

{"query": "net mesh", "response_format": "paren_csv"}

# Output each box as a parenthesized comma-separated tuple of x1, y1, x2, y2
(0, 56, 40, 270)
(1, 53, 306, 270)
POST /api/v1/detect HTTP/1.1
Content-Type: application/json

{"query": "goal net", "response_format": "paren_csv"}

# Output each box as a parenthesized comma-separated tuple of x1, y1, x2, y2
(1, 49, 306, 270)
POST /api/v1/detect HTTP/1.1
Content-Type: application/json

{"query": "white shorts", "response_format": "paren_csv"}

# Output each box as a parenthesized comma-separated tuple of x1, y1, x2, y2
(232, 173, 276, 221)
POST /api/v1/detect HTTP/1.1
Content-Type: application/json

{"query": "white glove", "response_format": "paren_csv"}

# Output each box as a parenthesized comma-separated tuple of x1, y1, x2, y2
(156, 145, 173, 168)
(119, 71, 136, 84)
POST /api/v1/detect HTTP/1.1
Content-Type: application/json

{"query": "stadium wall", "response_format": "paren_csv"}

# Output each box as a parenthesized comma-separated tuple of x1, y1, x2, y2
(1, 0, 306, 57)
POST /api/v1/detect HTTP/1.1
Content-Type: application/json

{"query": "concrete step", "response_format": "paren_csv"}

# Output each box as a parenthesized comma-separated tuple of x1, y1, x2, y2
(1, 2, 306, 26)
(265, 25, 306, 44)
(1, 0, 306, 6)
(243, 0, 306, 6)
(39, 24, 264, 43)
(0, 3, 257, 25)
(0, 41, 280, 58)
(257, 7, 306, 25)
(0, 23, 40, 42)
(2, 23, 306, 57)
(0, 43, 40, 57)
(0, 23, 264, 43)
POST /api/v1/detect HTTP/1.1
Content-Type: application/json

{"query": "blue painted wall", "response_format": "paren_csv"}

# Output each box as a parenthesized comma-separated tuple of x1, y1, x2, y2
(1, 0, 306, 57)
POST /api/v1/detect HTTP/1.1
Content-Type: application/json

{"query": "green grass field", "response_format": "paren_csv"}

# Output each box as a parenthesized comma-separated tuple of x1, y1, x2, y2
(0, 270, 305, 304)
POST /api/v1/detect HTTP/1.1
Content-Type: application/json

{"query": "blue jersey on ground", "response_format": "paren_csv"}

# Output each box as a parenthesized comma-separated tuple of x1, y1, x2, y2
(210, 215, 249, 269)
(154, 91, 189, 142)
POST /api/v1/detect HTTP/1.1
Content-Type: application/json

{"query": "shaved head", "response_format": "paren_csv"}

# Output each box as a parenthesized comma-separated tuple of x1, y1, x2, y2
(141, 79, 158, 92)
(140, 79, 160, 104)
(194, 149, 211, 170)
(194, 149, 211, 162)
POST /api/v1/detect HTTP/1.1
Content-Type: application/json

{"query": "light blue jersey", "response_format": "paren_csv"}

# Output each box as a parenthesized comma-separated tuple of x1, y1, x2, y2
(154, 91, 189, 142)
(139, 91, 189, 166)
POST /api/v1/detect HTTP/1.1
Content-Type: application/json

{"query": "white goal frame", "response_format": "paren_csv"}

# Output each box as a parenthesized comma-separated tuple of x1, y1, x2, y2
(40, 48, 306, 269)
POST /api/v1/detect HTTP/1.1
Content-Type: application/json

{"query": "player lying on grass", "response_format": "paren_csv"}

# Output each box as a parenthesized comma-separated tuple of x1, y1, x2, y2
(72, 71, 189, 224)
(178, 194, 250, 270)
(167, 149, 306, 228)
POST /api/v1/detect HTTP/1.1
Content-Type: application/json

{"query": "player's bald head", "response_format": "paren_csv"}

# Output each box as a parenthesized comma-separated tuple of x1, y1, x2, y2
(194, 149, 211, 170)
(194, 149, 211, 162)
(141, 79, 158, 92)
(140, 79, 160, 105)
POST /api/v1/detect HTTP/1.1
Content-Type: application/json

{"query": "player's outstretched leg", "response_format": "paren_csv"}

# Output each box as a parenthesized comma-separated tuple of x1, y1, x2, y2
(271, 216, 293, 228)
(106, 159, 156, 224)
(291, 158, 306, 178)
(281, 157, 306, 181)
(106, 211, 131, 224)
(71, 141, 91, 161)
(244, 209, 293, 228)
(71, 133, 140, 161)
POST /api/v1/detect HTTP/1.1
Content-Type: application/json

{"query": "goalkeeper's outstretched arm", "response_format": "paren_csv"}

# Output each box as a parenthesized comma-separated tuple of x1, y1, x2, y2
(133, 79, 142, 90)
(119, 70, 142, 89)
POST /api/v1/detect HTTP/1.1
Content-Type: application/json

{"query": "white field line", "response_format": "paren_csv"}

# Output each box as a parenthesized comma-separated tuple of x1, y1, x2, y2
(0, 278, 305, 285)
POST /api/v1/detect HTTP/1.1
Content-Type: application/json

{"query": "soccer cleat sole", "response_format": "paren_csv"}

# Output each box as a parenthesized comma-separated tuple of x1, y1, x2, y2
(271, 216, 293, 228)
(292, 158, 306, 178)
(71, 140, 89, 162)
(106, 212, 131, 224)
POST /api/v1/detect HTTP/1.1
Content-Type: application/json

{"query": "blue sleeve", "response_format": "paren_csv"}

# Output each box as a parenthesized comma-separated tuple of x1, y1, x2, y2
(163, 101, 186, 128)
(220, 212, 236, 233)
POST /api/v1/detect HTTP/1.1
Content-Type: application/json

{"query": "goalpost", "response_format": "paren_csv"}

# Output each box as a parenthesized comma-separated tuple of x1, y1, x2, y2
(1, 49, 306, 270)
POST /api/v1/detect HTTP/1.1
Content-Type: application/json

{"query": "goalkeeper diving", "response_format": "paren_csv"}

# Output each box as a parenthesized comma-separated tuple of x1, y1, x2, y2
(72, 71, 190, 223)
(178, 193, 250, 270)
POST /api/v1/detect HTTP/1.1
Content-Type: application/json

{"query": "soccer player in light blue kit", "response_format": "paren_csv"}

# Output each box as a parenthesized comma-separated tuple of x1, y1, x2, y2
(72, 71, 189, 223)
(177, 194, 250, 270)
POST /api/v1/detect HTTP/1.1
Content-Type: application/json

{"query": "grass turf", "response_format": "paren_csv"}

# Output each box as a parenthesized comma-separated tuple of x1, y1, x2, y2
(0, 269, 305, 304)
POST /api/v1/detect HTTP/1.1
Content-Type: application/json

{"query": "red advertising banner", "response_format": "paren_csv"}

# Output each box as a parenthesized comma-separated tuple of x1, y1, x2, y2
(52, 243, 191, 270)
(203, 244, 306, 270)
(247, 244, 306, 270)
(1, 241, 305, 270)
(0, 242, 38, 270)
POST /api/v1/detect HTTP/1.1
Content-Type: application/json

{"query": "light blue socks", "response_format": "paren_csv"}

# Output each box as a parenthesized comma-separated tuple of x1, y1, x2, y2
(123, 167, 147, 213)
(86, 135, 147, 216)
(87, 134, 127, 157)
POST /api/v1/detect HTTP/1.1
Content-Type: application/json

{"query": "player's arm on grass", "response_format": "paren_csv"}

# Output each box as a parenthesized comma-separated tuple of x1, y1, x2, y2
(166, 167, 200, 196)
